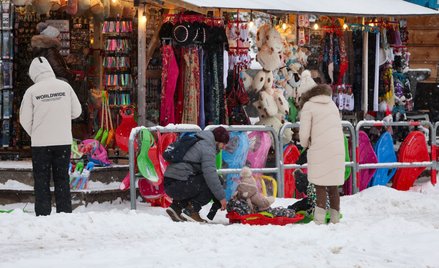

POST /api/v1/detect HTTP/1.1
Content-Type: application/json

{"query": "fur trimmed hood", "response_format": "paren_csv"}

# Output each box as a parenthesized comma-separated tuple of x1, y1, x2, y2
(299, 84, 332, 109)
(31, 35, 61, 49)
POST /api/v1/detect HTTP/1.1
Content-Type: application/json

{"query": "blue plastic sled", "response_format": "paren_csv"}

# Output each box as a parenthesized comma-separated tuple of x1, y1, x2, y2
(370, 132, 397, 186)
(222, 131, 250, 200)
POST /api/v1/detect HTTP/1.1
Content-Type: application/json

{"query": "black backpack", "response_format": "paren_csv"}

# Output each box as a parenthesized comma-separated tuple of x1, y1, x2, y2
(163, 135, 202, 163)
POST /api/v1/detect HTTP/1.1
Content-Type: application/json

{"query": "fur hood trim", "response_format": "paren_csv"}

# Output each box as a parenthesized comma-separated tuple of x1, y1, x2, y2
(299, 84, 332, 109)
(31, 35, 61, 49)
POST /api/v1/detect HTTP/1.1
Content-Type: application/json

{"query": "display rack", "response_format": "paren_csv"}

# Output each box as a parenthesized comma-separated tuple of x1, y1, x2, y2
(0, 0, 13, 147)
(101, 18, 134, 108)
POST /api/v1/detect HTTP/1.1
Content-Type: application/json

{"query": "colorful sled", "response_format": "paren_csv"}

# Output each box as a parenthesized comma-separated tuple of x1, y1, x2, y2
(115, 107, 138, 152)
(392, 131, 430, 191)
(246, 131, 272, 195)
(226, 211, 304, 226)
(246, 131, 271, 169)
(136, 129, 160, 184)
(358, 131, 378, 191)
(222, 131, 250, 200)
(121, 132, 177, 207)
(283, 143, 301, 198)
(370, 132, 397, 186)
(343, 135, 352, 181)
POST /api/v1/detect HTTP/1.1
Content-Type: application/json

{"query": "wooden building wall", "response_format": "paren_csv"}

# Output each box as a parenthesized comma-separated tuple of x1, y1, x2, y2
(407, 16, 439, 82)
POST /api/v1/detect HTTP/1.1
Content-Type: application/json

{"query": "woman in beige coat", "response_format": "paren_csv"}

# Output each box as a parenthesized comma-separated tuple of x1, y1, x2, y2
(299, 84, 344, 224)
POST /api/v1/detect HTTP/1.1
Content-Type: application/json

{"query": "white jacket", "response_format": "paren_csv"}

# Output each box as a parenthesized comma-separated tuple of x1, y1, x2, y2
(299, 85, 345, 186)
(19, 57, 82, 147)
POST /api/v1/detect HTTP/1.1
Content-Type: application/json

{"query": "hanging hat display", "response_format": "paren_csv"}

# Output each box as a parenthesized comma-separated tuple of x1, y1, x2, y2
(65, 0, 78, 15)
(50, 0, 61, 10)
(172, 22, 196, 46)
(90, 0, 104, 15)
(159, 21, 174, 39)
(77, 0, 90, 15)
(32, 0, 52, 15)
(109, 0, 123, 17)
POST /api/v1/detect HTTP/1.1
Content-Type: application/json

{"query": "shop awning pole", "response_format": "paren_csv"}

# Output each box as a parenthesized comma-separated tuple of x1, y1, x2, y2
(138, 3, 147, 126)
(362, 25, 369, 115)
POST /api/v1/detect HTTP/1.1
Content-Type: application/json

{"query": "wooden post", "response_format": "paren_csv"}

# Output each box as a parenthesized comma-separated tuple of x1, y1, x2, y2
(362, 21, 368, 114)
(138, 3, 147, 126)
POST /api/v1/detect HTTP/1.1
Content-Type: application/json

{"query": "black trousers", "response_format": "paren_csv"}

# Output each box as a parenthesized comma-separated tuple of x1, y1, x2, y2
(32, 145, 72, 216)
(164, 174, 214, 212)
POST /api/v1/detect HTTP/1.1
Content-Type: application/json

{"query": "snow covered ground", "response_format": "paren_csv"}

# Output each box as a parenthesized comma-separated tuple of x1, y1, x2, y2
(1, 182, 439, 268)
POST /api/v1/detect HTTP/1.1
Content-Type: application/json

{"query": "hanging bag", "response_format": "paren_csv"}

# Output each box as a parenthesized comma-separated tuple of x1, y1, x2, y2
(227, 67, 250, 125)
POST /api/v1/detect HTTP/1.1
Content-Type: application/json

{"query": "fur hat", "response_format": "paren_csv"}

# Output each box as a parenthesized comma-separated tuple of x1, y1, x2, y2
(90, 0, 104, 15)
(263, 70, 274, 90)
(256, 116, 293, 145)
(256, 24, 270, 49)
(32, 0, 52, 15)
(256, 44, 282, 71)
(78, 0, 90, 14)
(50, 0, 61, 10)
(65, 0, 78, 15)
(110, 0, 123, 17)
(240, 71, 253, 90)
(266, 28, 283, 54)
(13, 0, 30, 5)
(273, 88, 289, 117)
(252, 71, 266, 92)
(296, 70, 317, 99)
(212, 126, 230, 144)
(258, 90, 278, 117)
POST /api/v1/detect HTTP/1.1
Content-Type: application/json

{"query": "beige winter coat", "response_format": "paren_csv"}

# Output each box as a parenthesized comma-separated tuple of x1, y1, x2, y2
(299, 85, 345, 186)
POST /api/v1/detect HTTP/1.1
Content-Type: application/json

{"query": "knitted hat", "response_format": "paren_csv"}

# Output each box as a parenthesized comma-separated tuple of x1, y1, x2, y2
(297, 70, 317, 97)
(212, 126, 230, 144)
(41, 25, 60, 38)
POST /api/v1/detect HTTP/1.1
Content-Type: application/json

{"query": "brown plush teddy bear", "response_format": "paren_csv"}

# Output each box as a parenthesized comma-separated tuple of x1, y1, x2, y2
(235, 166, 275, 212)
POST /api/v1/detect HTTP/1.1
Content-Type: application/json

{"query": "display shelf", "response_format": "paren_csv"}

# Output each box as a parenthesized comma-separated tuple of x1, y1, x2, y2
(0, 0, 13, 148)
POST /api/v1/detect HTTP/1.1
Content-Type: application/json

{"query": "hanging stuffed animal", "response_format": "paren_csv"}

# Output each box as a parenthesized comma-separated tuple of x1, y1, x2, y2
(109, 0, 123, 17)
(90, 0, 104, 16)
(50, 0, 61, 10)
(13, 0, 30, 6)
(32, 0, 52, 15)
(77, 0, 90, 15)
(103, 0, 110, 18)
(65, 0, 78, 15)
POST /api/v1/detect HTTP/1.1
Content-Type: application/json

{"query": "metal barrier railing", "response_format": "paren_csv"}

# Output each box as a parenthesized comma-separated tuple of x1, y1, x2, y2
(203, 125, 281, 193)
(128, 124, 202, 210)
(128, 121, 438, 210)
(355, 120, 435, 193)
(278, 121, 356, 197)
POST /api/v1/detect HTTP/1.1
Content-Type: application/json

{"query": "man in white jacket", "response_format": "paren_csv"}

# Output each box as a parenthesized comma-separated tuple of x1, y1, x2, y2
(20, 57, 82, 216)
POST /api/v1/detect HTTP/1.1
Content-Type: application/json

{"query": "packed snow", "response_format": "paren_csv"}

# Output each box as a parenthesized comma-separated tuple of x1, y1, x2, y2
(1, 181, 439, 268)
